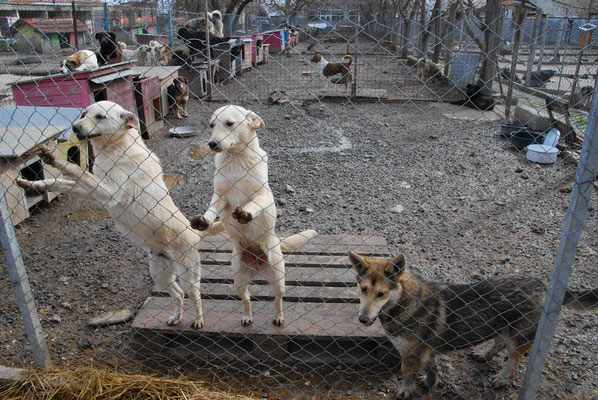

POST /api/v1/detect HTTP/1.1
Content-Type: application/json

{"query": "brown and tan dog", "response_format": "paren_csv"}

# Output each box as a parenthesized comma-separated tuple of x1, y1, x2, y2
(168, 77, 190, 119)
(62, 50, 99, 74)
(310, 51, 353, 90)
(350, 251, 598, 399)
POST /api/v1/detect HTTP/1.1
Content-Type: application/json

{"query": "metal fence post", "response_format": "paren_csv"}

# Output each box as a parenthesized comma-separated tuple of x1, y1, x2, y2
(519, 82, 598, 400)
(167, 0, 174, 47)
(103, 1, 109, 32)
(0, 190, 51, 368)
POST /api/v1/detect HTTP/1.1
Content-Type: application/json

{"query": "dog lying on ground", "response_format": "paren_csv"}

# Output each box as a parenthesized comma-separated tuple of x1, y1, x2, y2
(16, 101, 223, 330)
(451, 82, 495, 111)
(349, 252, 598, 399)
(529, 69, 557, 87)
(95, 32, 122, 65)
(190, 105, 317, 327)
(167, 77, 190, 119)
(568, 85, 593, 110)
(415, 58, 444, 82)
(310, 51, 353, 90)
(500, 67, 521, 83)
(62, 49, 98, 74)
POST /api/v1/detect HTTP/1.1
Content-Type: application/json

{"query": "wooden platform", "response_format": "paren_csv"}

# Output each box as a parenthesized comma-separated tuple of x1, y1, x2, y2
(131, 234, 400, 367)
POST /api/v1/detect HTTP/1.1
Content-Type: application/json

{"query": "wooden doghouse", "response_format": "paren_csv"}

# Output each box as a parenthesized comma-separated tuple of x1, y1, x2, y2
(213, 39, 242, 82)
(253, 33, 264, 65)
(133, 75, 162, 139)
(12, 62, 139, 120)
(240, 37, 253, 71)
(263, 29, 286, 54)
(131, 66, 181, 120)
(0, 106, 83, 226)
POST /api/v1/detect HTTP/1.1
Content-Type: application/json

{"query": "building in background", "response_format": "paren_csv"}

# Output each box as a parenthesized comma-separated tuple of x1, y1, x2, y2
(11, 18, 90, 52)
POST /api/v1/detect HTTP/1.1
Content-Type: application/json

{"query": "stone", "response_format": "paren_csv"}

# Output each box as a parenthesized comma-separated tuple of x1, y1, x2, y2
(48, 314, 61, 323)
(390, 205, 405, 214)
(77, 337, 93, 350)
(88, 309, 133, 327)
(276, 198, 287, 206)
(285, 184, 295, 194)
(398, 181, 411, 189)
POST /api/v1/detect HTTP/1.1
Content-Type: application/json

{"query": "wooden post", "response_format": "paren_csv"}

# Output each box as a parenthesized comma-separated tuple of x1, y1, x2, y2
(0, 190, 51, 368)
(505, 6, 526, 121)
(535, 14, 546, 73)
(71, 1, 79, 50)
(479, 0, 503, 92)
(525, 14, 541, 86)
(443, 0, 458, 76)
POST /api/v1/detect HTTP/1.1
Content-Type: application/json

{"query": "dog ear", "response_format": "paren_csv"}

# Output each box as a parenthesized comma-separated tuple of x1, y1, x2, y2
(120, 110, 137, 129)
(349, 251, 367, 275)
(384, 255, 406, 281)
(246, 111, 265, 129)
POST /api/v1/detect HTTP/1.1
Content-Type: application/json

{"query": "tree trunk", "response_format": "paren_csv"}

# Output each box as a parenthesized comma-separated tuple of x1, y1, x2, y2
(430, 0, 443, 62)
(417, 0, 427, 58)
(479, 0, 502, 91)
(443, 0, 458, 75)
(400, 2, 418, 58)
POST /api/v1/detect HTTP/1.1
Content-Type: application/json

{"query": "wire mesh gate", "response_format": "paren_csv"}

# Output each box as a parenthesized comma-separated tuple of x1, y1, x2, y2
(0, 1, 597, 400)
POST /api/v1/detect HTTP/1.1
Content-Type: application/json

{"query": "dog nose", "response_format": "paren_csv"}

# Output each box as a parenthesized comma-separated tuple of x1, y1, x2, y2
(358, 315, 372, 325)
(208, 141, 219, 151)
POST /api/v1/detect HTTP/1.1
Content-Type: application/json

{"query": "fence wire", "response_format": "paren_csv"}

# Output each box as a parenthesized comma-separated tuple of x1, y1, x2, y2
(0, 2, 597, 400)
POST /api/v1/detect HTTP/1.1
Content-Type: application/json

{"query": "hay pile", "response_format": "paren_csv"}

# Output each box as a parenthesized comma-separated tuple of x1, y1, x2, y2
(0, 367, 257, 400)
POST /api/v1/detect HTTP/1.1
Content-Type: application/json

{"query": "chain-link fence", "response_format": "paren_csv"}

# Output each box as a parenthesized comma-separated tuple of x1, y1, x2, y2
(0, 1, 597, 399)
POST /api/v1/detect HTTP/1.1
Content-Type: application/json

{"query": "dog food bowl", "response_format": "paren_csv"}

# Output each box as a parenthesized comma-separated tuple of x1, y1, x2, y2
(526, 144, 559, 164)
(169, 126, 196, 138)
(500, 123, 544, 150)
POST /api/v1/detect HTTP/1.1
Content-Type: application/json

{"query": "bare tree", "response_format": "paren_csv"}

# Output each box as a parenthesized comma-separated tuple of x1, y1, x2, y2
(263, 0, 318, 17)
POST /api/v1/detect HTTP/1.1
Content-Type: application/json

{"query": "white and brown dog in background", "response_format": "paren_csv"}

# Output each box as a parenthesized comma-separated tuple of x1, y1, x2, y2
(62, 49, 99, 74)
(190, 105, 317, 327)
(310, 51, 353, 90)
(16, 101, 223, 330)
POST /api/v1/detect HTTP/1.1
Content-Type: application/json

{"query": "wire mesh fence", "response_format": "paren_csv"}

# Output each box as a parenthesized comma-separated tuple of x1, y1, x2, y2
(0, 1, 597, 400)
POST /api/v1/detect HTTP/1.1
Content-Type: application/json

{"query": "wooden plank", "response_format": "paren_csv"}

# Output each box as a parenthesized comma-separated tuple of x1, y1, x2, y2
(155, 283, 357, 302)
(201, 252, 353, 268)
(133, 297, 384, 337)
(201, 264, 355, 284)
(0, 366, 26, 384)
(198, 234, 390, 256)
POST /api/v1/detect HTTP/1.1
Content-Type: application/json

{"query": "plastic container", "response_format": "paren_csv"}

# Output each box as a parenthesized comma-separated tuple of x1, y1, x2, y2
(169, 126, 196, 138)
(526, 144, 559, 164)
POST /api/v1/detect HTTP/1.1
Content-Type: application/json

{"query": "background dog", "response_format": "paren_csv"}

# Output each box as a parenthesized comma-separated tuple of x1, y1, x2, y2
(209, 10, 224, 38)
(167, 77, 190, 119)
(95, 32, 122, 65)
(350, 252, 598, 399)
(310, 51, 353, 89)
(190, 105, 317, 327)
(62, 49, 98, 74)
(16, 101, 223, 330)
(415, 58, 444, 82)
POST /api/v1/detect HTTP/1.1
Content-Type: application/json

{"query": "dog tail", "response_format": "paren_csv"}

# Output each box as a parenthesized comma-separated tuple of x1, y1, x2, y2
(280, 230, 318, 252)
(563, 289, 598, 310)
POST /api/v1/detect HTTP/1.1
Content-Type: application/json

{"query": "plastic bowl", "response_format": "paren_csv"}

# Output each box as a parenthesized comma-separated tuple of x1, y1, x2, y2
(526, 144, 559, 164)
(169, 126, 196, 138)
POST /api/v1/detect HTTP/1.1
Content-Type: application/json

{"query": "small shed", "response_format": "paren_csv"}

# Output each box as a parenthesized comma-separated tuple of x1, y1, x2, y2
(12, 18, 90, 54)
(263, 29, 285, 53)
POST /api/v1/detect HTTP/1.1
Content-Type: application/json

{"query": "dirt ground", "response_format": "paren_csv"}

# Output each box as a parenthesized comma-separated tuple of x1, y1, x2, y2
(1, 41, 598, 400)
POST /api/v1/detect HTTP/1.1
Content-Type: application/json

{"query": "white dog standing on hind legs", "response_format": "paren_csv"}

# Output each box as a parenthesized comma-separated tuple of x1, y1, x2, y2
(16, 101, 223, 330)
(190, 105, 317, 327)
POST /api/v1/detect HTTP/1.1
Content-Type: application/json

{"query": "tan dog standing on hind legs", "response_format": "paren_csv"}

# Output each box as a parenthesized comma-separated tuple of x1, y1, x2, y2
(190, 105, 317, 326)
(16, 101, 223, 330)
(349, 252, 598, 399)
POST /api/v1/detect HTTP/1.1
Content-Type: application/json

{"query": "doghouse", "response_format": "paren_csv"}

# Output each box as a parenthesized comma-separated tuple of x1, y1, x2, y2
(240, 37, 253, 71)
(213, 39, 242, 82)
(252, 33, 264, 65)
(263, 29, 286, 54)
(11, 62, 139, 120)
(133, 75, 162, 139)
(131, 66, 183, 119)
(0, 106, 84, 226)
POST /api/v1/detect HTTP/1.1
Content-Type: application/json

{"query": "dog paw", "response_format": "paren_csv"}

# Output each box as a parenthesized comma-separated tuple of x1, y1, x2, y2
(395, 381, 417, 399)
(36, 146, 56, 165)
(190, 215, 211, 231)
(167, 315, 182, 326)
(233, 208, 252, 224)
(241, 316, 253, 326)
(191, 318, 204, 329)
(272, 316, 284, 327)
(15, 178, 32, 189)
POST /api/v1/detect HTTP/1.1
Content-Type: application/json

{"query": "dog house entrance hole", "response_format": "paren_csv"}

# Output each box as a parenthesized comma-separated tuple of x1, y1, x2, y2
(93, 87, 108, 102)
(67, 146, 81, 166)
(153, 97, 163, 120)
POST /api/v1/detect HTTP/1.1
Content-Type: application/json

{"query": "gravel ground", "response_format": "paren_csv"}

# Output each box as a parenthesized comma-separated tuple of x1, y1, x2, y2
(1, 49, 597, 400)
